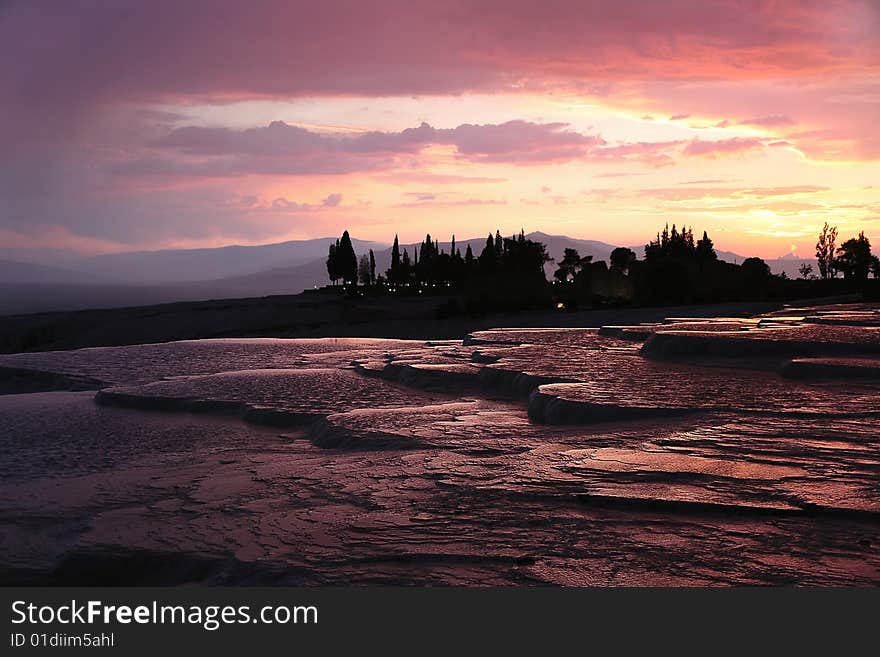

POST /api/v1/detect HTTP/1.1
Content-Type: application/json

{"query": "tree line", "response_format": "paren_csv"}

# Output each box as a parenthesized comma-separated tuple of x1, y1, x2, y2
(324, 222, 878, 310)
(328, 229, 550, 288)
(811, 223, 879, 281)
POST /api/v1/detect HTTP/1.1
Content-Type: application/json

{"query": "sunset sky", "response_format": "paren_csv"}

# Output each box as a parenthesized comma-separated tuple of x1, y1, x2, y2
(2, 0, 879, 260)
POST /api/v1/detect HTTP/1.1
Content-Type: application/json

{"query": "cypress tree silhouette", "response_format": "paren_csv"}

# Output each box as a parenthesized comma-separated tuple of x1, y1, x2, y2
(401, 249, 412, 281)
(480, 233, 497, 272)
(389, 235, 401, 283)
(326, 241, 339, 285)
(337, 230, 358, 285)
(695, 231, 717, 264)
(358, 254, 371, 285)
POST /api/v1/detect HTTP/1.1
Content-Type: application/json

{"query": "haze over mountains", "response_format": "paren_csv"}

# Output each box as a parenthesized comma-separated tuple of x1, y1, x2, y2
(0, 232, 815, 315)
(73, 237, 389, 283)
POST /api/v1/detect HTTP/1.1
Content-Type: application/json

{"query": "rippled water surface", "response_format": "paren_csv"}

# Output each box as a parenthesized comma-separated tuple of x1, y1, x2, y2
(1, 303, 878, 585)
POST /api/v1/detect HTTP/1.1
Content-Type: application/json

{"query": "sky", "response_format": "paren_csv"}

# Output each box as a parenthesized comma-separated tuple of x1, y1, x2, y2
(1, 0, 879, 260)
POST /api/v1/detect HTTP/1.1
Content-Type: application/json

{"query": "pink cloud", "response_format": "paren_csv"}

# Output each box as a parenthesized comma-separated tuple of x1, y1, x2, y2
(589, 140, 683, 168)
(373, 172, 507, 185)
(393, 198, 506, 208)
(2, 0, 879, 254)
(3, 1, 877, 146)
(616, 185, 830, 201)
(272, 198, 311, 211)
(104, 153, 395, 177)
(128, 119, 708, 177)
(404, 192, 437, 202)
(739, 115, 795, 127)
(683, 137, 765, 157)
(270, 193, 343, 212)
(129, 120, 617, 175)
(619, 76, 880, 162)
(446, 121, 605, 162)
(594, 172, 646, 178)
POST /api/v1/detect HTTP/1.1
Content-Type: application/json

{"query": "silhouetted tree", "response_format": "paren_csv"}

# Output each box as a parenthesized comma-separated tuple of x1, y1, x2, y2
(640, 223, 760, 304)
(448, 236, 464, 283)
(815, 222, 838, 279)
(417, 233, 441, 284)
(479, 234, 497, 272)
(609, 247, 636, 275)
(401, 249, 412, 282)
(500, 232, 551, 275)
(834, 231, 872, 280)
(798, 262, 815, 280)
(645, 223, 699, 262)
(337, 230, 358, 284)
(695, 231, 717, 263)
(326, 241, 340, 285)
(358, 254, 371, 285)
(644, 232, 662, 261)
(419, 233, 438, 264)
(388, 235, 401, 283)
(742, 256, 771, 289)
(553, 248, 590, 283)
(369, 249, 376, 284)
(871, 255, 880, 279)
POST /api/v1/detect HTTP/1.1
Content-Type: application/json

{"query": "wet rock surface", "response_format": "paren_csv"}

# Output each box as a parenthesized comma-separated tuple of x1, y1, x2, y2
(1, 303, 878, 585)
(0, 337, 419, 387)
(781, 357, 880, 381)
(95, 368, 455, 428)
(642, 305, 880, 359)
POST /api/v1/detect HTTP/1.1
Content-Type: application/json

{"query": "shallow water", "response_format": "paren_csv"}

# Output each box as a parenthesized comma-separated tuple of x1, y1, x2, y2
(1, 304, 878, 585)
(0, 337, 421, 385)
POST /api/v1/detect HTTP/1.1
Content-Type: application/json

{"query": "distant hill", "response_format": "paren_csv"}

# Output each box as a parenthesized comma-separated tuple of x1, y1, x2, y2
(173, 233, 632, 300)
(1, 232, 822, 315)
(530, 231, 623, 266)
(765, 257, 816, 279)
(0, 259, 102, 285)
(183, 258, 332, 298)
(365, 232, 623, 279)
(69, 237, 388, 283)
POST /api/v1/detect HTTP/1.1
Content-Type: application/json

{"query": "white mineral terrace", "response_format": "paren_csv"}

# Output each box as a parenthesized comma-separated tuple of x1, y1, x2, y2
(1, 303, 878, 585)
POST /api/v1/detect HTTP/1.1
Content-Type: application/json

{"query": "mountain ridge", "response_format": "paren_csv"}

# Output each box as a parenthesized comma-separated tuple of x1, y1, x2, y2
(2, 233, 819, 314)
(69, 237, 389, 283)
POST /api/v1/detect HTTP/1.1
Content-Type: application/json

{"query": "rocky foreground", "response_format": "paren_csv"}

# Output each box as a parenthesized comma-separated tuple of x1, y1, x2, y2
(1, 303, 878, 585)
